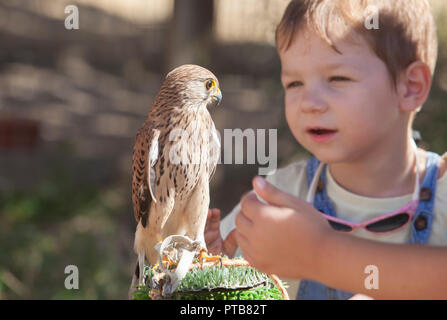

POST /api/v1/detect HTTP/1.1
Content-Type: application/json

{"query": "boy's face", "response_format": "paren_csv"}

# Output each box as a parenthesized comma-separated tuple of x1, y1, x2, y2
(279, 29, 406, 163)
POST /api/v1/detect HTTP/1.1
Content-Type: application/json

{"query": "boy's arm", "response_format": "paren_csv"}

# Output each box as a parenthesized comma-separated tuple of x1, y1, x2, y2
(321, 232, 447, 300)
(236, 176, 447, 300)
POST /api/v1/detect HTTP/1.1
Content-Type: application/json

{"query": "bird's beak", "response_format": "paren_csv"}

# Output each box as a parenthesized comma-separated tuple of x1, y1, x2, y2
(212, 88, 222, 106)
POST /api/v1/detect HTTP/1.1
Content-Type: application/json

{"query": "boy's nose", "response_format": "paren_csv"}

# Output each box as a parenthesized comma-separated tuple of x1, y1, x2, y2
(300, 88, 328, 113)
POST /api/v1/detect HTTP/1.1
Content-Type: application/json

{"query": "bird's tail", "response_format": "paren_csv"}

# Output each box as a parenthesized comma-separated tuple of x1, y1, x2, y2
(128, 259, 140, 300)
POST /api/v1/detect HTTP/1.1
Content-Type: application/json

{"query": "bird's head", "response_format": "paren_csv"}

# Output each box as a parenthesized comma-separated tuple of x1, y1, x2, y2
(161, 64, 222, 110)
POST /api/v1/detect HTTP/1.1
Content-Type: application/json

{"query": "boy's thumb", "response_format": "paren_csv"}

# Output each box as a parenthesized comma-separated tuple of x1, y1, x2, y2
(252, 176, 298, 209)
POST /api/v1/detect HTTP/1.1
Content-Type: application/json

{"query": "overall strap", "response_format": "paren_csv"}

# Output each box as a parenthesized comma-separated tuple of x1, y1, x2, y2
(297, 157, 353, 300)
(410, 151, 441, 244)
(306, 156, 337, 217)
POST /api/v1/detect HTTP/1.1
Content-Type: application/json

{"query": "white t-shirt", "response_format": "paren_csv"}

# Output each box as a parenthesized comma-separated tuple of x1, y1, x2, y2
(220, 157, 447, 299)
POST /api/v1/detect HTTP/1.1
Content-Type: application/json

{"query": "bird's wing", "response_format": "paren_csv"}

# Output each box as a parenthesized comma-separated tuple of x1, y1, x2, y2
(147, 129, 160, 203)
(132, 124, 160, 227)
(208, 122, 220, 180)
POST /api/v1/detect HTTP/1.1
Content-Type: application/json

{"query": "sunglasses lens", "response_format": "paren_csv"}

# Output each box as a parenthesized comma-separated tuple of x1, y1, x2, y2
(327, 220, 353, 232)
(365, 213, 410, 232)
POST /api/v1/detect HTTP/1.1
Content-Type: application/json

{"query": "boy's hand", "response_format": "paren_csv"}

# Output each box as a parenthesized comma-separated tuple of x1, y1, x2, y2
(235, 176, 333, 279)
(205, 208, 238, 258)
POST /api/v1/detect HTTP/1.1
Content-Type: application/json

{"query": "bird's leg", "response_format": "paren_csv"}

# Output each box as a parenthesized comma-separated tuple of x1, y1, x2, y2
(182, 179, 226, 266)
(196, 237, 226, 266)
(138, 253, 145, 285)
(199, 249, 226, 267)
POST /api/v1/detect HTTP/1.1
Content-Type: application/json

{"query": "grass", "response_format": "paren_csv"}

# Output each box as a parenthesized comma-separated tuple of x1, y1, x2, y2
(132, 264, 286, 300)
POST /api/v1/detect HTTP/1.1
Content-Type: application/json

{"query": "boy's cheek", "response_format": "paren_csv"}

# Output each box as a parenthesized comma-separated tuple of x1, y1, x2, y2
(284, 97, 300, 119)
(284, 108, 300, 137)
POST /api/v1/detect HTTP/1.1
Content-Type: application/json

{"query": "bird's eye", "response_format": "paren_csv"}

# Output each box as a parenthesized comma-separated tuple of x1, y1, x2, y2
(205, 79, 215, 91)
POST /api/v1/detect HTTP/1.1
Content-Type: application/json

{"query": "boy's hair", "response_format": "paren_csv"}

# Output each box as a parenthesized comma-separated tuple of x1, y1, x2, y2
(276, 0, 438, 88)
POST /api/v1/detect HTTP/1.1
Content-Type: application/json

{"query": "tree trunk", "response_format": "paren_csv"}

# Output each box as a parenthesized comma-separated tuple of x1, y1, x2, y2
(166, 0, 215, 72)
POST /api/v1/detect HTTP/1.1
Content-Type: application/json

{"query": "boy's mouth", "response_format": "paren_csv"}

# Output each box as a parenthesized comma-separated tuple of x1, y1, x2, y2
(306, 127, 338, 142)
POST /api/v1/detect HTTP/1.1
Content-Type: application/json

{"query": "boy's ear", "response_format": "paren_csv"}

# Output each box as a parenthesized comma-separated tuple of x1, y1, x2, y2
(397, 61, 432, 113)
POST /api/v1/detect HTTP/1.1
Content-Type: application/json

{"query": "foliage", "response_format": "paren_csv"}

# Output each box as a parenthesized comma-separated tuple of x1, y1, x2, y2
(0, 168, 132, 299)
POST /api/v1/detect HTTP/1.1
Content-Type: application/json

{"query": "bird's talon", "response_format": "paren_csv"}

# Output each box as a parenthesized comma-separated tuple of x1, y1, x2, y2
(198, 250, 225, 267)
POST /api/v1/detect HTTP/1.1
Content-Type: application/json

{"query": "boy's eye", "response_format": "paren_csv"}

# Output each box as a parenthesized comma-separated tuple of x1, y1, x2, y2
(286, 81, 303, 89)
(329, 76, 351, 82)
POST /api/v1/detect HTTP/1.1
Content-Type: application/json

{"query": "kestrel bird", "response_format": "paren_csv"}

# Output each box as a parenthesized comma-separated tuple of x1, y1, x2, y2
(130, 64, 222, 290)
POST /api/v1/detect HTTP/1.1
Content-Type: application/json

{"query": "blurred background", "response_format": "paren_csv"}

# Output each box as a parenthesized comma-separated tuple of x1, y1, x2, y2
(0, 0, 446, 299)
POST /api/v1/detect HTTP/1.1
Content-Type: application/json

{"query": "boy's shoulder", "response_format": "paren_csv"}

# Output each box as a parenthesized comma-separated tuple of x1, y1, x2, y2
(431, 152, 447, 205)
(266, 158, 308, 180)
(265, 158, 309, 192)
(440, 152, 447, 179)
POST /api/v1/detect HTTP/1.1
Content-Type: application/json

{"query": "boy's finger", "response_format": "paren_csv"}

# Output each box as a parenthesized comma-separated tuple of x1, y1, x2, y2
(207, 209, 214, 220)
(252, 176, 303, 209)
(210, 208, 221, 221)
(223, 229, 238, 257)
(206, 208, 221, 227)
(234, 229, 250, 253)
(208, 208, 220, 218)
(204, 228, 220, 242)
(240, 249, 256, 268)
(235, 208, 253, 235)
(235, 231, 257, 267)
(240, 191, 268, 221)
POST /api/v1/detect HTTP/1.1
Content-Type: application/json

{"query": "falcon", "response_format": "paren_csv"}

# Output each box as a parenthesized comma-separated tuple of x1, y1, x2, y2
(130, 64, 222, 290)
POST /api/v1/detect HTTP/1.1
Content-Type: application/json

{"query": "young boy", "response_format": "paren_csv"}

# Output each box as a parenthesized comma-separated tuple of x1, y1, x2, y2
(205, 0, 447, 299)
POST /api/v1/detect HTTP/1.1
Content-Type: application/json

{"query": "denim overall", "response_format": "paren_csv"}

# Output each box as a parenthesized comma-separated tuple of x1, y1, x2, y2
(297, 151, 441, 300)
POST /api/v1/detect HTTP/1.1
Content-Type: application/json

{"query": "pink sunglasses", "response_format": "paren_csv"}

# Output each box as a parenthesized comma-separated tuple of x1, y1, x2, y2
(306, 140, 421, 234)
(321, 200, 418, 233)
